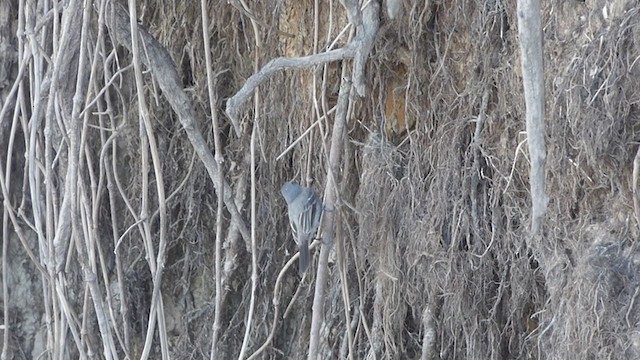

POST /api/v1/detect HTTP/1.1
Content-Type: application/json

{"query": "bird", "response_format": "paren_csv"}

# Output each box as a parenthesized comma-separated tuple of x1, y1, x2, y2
(281, 181, 323, 274)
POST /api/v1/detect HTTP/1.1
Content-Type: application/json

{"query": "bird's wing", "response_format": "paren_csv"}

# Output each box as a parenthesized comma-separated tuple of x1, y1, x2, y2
(297, 191, 321, 239)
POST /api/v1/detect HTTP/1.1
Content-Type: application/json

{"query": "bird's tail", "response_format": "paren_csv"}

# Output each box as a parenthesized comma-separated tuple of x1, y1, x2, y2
(299, 238, 309, 274)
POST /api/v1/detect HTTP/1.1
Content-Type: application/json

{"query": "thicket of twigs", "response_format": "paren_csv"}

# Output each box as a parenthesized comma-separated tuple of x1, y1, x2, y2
(1, 0, 640, 359)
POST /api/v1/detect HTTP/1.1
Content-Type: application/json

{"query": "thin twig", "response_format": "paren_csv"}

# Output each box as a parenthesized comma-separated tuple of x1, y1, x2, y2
(633, 145, 640, 228)
(239, 14, 263, 358)
(200, 0, 227, 356)
(126, 0, 170, 356)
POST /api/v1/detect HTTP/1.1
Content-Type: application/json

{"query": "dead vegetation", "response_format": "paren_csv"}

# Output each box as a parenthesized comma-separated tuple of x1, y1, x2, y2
(1, 0, 640, 359)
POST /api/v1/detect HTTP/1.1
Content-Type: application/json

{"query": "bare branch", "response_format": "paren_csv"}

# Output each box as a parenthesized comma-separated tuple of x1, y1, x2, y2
(351, 0, 379, 96)
(105, 1, 251, 243)
(225, 0, 380, 123)
(225, 46, 357, 123)
(517, 0, 548, 235)
(308, 63, 352, 359)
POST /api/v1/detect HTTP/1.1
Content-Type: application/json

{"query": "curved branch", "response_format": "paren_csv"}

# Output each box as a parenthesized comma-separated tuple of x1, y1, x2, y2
(225, 0, 379, 123)
(225, 45, 357, 123)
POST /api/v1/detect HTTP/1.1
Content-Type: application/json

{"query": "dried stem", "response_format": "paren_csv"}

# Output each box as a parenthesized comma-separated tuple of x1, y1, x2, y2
(200, 0, 227, 356)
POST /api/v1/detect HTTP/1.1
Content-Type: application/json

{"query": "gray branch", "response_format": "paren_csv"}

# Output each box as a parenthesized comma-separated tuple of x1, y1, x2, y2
(517, 0, 548, 235)
(225, 1, 379, 124)
(105, 1, 250, 241)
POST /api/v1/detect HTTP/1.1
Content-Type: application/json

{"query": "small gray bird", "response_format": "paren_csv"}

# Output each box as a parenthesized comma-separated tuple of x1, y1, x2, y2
(281, 181, 323, 274)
